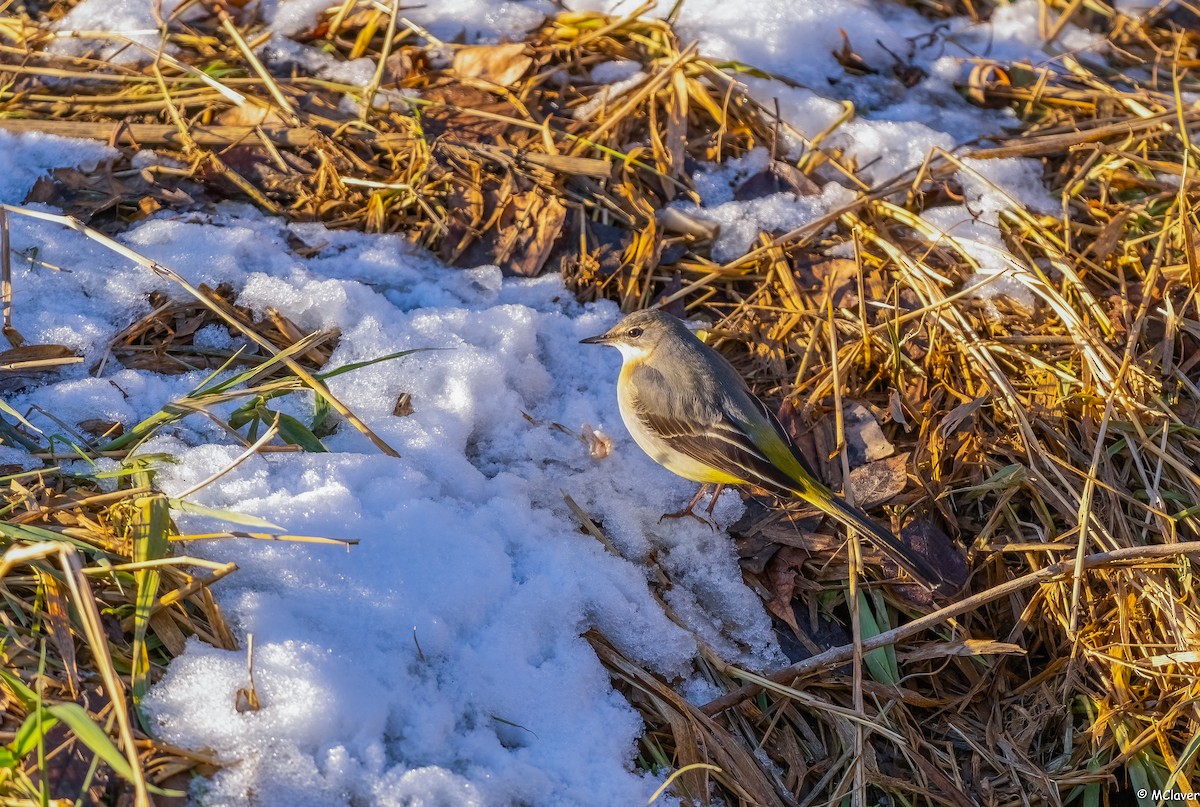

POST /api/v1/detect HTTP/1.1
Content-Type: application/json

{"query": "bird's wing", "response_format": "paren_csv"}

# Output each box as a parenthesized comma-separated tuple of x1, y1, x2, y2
(750, 393, 823, 481)
(629, 364, 804, 495)
(631, 363, 943, 586)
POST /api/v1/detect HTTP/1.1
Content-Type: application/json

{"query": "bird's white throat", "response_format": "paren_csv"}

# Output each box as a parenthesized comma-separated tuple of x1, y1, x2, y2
(613, 342, 651, 363)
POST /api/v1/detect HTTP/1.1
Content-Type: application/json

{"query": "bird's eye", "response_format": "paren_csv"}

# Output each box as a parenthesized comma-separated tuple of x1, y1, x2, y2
(627, 327, 644, 338)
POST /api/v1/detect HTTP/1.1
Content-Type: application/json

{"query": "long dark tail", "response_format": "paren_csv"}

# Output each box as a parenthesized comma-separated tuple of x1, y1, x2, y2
(801, 490, 942, 588)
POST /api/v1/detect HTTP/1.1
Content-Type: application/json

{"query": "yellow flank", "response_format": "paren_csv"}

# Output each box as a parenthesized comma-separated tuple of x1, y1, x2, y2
(659, 452, 744, 485)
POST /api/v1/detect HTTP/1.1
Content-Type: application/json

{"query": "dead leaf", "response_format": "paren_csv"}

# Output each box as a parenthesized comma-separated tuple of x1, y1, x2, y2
(661, 68, 689, 195)
(655, 207, 719, 240)
(763, 546, 808, 638)
(215, 104, 289, 127)
(937, 395, 988, 439)
(422, 85, 517, 142)
(833, 29, 877, 75)
(29, 690, 113, 803)
(843, 401, 894, 465)
(235, 687, 261, 712)
(78, 419, 124, 439)
(134, 196, 163, 220)
(493, 187, 567, 277)
(966, 62, 1011, 108)
(393, 393, 414, 417)
(150, 610, 188, 656)
(775, 398, 827, 483)
(0, 344, 81, 371)
(893, 62, 927, 88)
(25, 168, 125, 220)
(848, 452, 909, 509)
(734, 161, 820, 201)
(383, 47, 426, 85)
(582, 424, 611, 459)
(452, 43, 533, 87)
(899, 518, 970, 593)
(898, 639, 1026, 664)
(887, 389, 910, 430)
(41, 573, 79, 697)
(811, 257, 858, 294)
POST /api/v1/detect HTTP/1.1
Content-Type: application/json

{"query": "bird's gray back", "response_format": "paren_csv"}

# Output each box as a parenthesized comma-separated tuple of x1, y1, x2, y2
(638, 322, 759, 428)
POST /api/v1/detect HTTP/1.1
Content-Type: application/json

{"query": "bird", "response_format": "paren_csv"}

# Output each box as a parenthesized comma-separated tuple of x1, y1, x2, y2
(580, 308, 941, 588)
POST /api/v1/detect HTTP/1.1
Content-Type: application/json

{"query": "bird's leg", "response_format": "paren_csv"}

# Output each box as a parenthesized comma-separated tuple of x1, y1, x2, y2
(705, 484, 726, 516)
(659, 484, 712, 527)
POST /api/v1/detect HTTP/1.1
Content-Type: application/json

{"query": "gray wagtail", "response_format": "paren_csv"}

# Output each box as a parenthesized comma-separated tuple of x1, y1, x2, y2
(581, 308, 940, 587)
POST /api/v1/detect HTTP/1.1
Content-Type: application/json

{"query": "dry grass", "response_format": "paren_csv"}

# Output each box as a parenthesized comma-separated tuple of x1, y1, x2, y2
(2, 0, 1200, 805)
(0, 205, 374, 805)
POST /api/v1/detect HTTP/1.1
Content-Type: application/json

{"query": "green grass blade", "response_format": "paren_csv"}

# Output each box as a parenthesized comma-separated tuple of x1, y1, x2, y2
(9, 711, 58, 760)
(0, 398, 43, 434)
(274, 411, 328, 452)
(316, 347, 439, 380)
(130, 488, 170, 707)
(858, 589, 900, 686)
(0, 667, 39, 708)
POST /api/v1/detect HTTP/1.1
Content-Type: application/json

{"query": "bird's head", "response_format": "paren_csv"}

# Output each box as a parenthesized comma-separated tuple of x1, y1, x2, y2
(579, 309, 683, 364)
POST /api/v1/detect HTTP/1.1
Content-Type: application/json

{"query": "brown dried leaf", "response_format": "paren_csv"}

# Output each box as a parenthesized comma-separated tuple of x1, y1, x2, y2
(774, 398, 826, 482)
(78, 419, 124, 439)
(41, 573, 79, 697)
(734, 161, 820, 201)
(848, 452, 909, 510)
(452, 43, 533, 88)
(235, 686, 261, 712)
(493, 188, 566, 277)
(655, 207, 719, 240)
(25, 168, 125, 220)
(663, 68, 689, 191)
(422, 85, 516, 141)
(900, 518, 969, 593)
(833, 29, 877, 75)
(898, 639, 1025, 664)
(811, 257, 858, 294)
(383, 47, 425, 85)
(215, 104, 289, 127)
(763, 546, 808, 638)
(967, 62, 1012, 108)
(843, 401, 894, 465)
(33, 701, 112, 803)
(1086, 212, 1130, 264)
(0, 344, 80, 371)
(582, 423, 611, 459)
(150, 610, 188, 656)
(938, 395, 988, 439)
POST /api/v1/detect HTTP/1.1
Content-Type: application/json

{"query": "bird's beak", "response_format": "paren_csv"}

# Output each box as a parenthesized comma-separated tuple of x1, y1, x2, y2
(579, 332, 613, 345)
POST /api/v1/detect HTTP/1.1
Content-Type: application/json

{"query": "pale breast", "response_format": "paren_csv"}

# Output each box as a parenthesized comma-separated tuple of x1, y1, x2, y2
(616, 366, 741, 485)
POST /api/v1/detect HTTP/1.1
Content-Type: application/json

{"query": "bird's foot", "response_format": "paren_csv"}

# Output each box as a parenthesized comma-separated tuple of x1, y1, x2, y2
(657, 484, 721, 530)
(658, 506, 715, 530)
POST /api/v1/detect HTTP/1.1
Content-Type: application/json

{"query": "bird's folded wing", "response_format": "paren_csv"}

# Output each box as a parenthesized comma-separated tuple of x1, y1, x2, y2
(753, 395, 822, 481)
(629, 363, 815, 495)
(635, 405, 801, 495)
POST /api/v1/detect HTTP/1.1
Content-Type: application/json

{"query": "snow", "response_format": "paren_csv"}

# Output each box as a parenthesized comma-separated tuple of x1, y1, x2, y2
(6, 0, 1148, 803)
(51, 0, 190, 62)
(0, 132, 115, 206)
(4, 199, 777, 804)
(921, 157, 1059, 309)
(691, 165, 859, 260)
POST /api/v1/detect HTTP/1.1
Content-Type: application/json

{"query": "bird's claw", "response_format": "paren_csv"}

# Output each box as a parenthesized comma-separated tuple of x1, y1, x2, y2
(658, 507, 716, 531)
